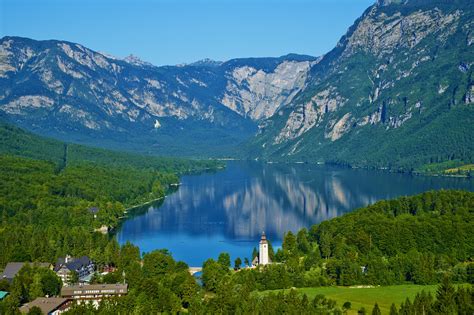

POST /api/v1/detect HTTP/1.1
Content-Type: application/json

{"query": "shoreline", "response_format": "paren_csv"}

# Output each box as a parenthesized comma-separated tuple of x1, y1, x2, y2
(106, 196, 166, 235)
(225, 158, 472, 179)
(109, 165, 224, 235)
(125, 195, 165, 212)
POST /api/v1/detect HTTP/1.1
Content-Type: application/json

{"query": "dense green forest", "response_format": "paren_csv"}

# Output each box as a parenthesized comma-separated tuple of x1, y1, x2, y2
(0, 154, 191, 267)
(0, 122, 221, 269)
(0, 122, 221, 172)
(1, 187, 473, 313)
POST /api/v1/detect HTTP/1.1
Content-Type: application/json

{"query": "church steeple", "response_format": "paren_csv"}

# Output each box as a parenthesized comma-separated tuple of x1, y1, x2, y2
(258, 231, 269, 265)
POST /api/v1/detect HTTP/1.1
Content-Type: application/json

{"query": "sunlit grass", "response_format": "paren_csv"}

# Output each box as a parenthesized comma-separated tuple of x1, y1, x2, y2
(262, 285, 440, 314)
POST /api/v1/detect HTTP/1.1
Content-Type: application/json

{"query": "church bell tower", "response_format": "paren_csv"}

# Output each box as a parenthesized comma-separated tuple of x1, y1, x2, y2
(259, 231, 269, 265)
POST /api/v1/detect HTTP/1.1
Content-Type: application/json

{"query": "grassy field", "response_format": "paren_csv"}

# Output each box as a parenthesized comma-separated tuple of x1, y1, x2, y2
(445, 164, 474, 174)
(416, 160, 474, 177)
(263, 285, 439, 314)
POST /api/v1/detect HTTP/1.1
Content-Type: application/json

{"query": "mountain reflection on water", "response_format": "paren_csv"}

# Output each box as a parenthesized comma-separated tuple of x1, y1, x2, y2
(117, 161, 473, 266)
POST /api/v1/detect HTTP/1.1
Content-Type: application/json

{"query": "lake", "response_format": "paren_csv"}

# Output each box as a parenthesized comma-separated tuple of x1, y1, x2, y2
(116, 161, 473, 267)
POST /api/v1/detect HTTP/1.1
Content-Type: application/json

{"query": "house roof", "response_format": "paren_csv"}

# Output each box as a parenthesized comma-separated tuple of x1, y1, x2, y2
(54, 256, 92, 272)
(0, 291, 8, 300)
(1, 262, 24, 280)
(1, 262, 51, 281)
(61, 283, 128, 297)
(19, 297, 69, 314)
(252, 256, 259, 264)
(88, 207, 99, 214)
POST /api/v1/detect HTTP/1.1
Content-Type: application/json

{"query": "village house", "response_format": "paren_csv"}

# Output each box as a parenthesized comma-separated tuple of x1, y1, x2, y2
(19, 297, 71, 314)
(54, 255, 94, 284)
(1, 262, 52, 283)
(61, 283, 128, 304)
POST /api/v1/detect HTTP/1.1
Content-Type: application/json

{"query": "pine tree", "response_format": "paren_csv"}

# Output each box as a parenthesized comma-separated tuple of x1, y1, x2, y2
(234, 257, 242, 270)
(454, 286, 474, 315)
(413, 290, 433, 315)
(217, 252, 231, 271)
(297, 229, 311, 253)
(434, 275, 456, 314)
(389, 303, 398, 315)
(399, 298, 412, 315)
(267, 240, 275, 261)
(372, 303, 382, 315)
(282, 231, 297, 256)
(320, 231, 332, 259)
(252, 247, 258, 260)
(343, 301, 352, 313)
(244, 257, 250, 267)
(301, 294, 309, 309)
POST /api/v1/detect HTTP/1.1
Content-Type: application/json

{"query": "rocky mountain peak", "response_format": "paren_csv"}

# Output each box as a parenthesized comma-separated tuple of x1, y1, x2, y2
(377, 0, 404, 6)
(123, 54, 153, 67)
(340, 0, 463, 59)
(188, 58, 223, 67)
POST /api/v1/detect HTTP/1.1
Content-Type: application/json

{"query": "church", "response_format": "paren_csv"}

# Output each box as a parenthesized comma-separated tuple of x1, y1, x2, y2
(252, 232, 272, 266)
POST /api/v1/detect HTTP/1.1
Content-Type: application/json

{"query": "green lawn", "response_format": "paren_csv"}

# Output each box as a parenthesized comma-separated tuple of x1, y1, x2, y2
(263, 285, 439, 314)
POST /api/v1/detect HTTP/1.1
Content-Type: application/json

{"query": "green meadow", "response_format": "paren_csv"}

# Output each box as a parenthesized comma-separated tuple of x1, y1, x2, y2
(264, 285, 440, 314)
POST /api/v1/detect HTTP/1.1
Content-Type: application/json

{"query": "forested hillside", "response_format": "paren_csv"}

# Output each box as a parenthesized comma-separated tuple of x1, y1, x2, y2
(0, 122, 221, 269)
(0, 121, 221, 172)
(0, 154, 177, 267)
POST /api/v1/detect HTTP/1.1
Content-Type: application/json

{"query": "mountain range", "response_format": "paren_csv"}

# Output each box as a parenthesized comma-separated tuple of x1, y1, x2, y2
(0, 36, 316, 157)
(1, 0, 473, 170)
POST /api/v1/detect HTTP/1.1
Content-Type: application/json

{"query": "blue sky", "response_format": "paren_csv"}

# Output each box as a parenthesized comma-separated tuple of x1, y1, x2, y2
(1, 0, 374, 66)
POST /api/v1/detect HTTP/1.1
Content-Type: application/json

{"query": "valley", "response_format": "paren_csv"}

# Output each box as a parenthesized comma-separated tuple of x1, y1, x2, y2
(1, 0, 473, 173)
(0, 0, 473, 314)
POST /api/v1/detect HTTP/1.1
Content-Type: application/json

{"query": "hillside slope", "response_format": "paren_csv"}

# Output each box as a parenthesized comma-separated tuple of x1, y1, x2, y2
(247, 0, 474, 171)
(0, 121, 220, 172)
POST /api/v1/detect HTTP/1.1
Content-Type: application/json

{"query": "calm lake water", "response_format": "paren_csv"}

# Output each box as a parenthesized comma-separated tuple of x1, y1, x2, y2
(116, 161, 473, 267)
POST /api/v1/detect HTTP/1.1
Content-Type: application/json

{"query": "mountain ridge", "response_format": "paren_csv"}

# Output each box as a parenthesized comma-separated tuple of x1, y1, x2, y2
(1, 0, 473, 169)
(0, 35, 315, 156)
(246, 0, 473, 171)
